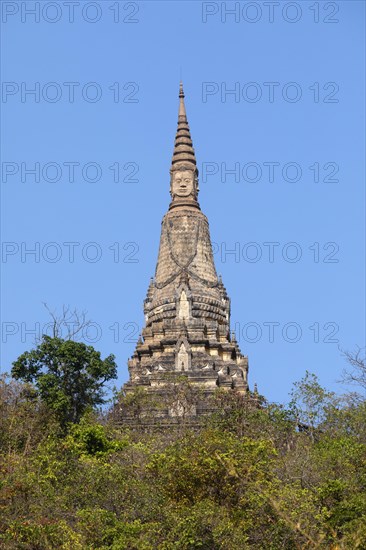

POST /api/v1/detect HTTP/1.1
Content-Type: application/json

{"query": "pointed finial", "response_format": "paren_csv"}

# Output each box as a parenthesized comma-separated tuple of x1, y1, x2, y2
(178, 81, 187, 121)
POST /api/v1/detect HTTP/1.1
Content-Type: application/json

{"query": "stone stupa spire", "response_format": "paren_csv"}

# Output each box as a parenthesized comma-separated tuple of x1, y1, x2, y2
(121, 84, 249, 424)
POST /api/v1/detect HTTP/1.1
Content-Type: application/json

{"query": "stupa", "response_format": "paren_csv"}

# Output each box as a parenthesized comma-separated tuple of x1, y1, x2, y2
(122, 83, 249, 421)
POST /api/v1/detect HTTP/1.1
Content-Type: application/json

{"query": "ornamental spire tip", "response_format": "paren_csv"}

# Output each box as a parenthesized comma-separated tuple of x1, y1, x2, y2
(170, 83, 199, 209)
(171, 82, 196, 170)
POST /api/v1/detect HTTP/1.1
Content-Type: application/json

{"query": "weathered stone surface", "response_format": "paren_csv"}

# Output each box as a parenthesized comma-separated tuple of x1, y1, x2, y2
(119, 83, 249, 422)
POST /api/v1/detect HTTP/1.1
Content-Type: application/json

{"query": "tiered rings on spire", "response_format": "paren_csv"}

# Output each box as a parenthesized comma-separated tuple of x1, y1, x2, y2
(171, 82, 197, 170)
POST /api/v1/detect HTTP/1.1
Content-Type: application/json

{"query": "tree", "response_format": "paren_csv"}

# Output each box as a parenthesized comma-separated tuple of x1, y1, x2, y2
(289, 370, 336, 439)
(11, 335, 117, 426)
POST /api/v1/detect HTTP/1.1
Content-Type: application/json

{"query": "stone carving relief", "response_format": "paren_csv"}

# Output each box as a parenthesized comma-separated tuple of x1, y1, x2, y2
(170, 164, 198, 201)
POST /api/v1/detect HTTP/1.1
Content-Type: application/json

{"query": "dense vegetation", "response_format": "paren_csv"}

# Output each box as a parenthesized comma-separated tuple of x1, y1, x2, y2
(1, 339, 366, 549)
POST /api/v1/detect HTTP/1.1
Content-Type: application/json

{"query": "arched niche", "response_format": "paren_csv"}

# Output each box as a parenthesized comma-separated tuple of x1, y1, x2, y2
(175, 284, 191, 321)
(175, 337, 191, 371)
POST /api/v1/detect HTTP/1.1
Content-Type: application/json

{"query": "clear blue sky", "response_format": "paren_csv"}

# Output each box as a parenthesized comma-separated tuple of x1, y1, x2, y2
(1, 1, 365, 404)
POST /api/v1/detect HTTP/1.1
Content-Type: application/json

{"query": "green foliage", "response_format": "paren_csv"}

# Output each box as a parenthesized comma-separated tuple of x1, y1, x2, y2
(1, 518, 84, 549)
(64, 415, 128, 458)
(11, 335, 117, 426)
(1, 370, 366, 548)
(149, 429, 275, 507)
(290, 370, 336, 432)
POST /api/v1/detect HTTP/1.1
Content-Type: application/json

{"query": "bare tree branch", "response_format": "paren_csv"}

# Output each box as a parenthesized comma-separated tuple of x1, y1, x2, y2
(41, 303, 92, 341)
(339, 346, 366, 396)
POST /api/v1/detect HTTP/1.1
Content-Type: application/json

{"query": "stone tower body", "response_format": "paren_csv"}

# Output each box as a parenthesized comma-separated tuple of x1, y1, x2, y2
(124, 84, 249, 418)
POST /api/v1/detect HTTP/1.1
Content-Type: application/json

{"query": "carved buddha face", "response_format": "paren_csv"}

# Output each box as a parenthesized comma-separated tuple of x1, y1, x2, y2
(171, 170, 195, 198)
